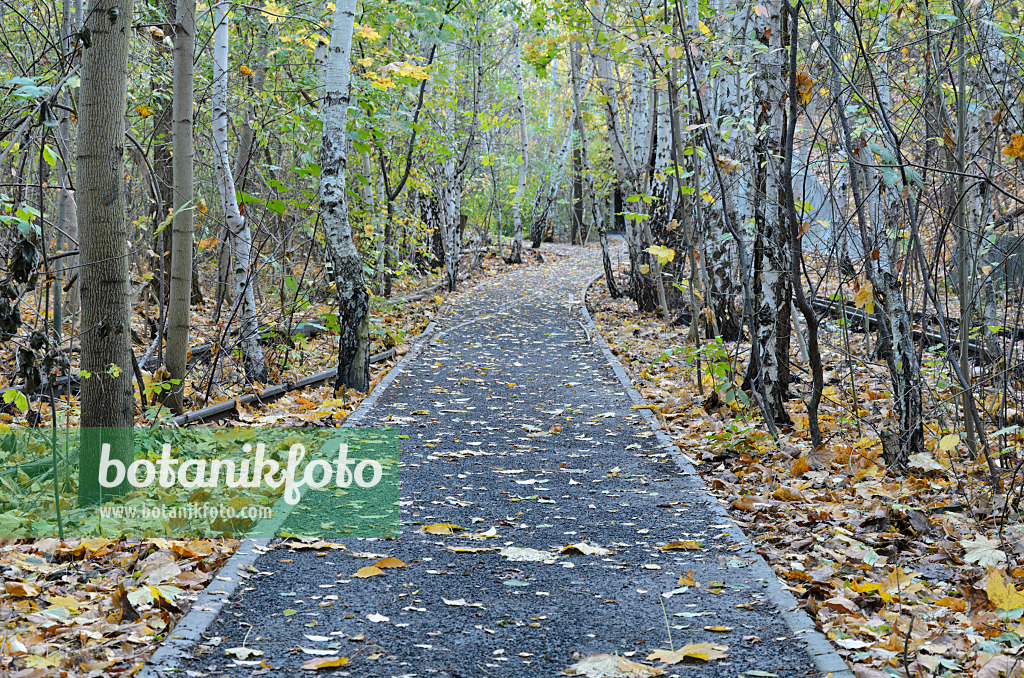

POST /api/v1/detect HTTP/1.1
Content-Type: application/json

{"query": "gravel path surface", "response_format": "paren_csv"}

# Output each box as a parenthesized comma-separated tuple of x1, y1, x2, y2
(181, 245, 823, 677)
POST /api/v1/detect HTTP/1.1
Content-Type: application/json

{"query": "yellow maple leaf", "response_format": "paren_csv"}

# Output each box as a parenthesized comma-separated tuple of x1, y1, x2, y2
(239, 64, 254, 76)
(987, 569, 1024, 610)
(135, 104, 154, 118)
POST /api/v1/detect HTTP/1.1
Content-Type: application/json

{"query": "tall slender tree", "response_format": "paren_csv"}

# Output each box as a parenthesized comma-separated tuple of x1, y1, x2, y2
(77, 0, 137, 505)
(509, 27, 528, 264)
(320, 0, 371, 391)
(164, 0, 196, 413)
(213, 0, 268, 384)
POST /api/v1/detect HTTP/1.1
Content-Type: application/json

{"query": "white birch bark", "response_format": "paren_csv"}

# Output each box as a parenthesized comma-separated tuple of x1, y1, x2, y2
(510, 28, 528, 264)
(749, 0, 791, 425)
(213, 0, 268, 383)
(320, 0, 370, 391)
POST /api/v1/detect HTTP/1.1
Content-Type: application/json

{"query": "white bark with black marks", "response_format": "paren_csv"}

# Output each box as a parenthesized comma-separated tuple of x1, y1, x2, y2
(213, 0, 268, 383)
(320, 0, 369, 392)
(509, 28, 528, 265)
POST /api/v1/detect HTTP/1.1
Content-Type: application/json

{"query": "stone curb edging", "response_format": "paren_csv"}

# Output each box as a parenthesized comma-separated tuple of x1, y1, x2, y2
(138, 318, 443, 676)
(578, 271, 855, 678)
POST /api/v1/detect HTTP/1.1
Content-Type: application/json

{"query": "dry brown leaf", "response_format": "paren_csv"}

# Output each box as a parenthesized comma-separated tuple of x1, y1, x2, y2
(979, 655, 1023, 678)
(4, 582, 38, 598)
(660, 540, 701, 551)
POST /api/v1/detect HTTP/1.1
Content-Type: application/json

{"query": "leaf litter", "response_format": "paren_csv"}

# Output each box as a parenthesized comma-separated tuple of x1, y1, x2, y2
(589, 280, 1024, 677)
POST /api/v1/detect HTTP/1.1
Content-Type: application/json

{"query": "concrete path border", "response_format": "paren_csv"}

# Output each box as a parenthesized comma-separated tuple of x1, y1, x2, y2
(579, 271, 855, 678)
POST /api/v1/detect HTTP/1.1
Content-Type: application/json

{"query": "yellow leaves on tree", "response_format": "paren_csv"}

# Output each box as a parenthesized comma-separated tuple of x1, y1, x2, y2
(644, 245, 675, 266)
(135, 104, 154, 118)
(262, 0, 288, 23)
(355, 24, 381, 41)
(239, 64, 254, 76)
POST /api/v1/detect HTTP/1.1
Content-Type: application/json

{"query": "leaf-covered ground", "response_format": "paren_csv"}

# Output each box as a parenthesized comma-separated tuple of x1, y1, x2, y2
(587, 273, 1024, 678)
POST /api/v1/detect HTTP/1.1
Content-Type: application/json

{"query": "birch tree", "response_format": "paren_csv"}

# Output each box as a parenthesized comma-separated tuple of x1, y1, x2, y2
(509, 27, 528, 264)
(702, 0, 749, 339)
(213, 0, 268, 383)
(320, 0, 371, 391)
(748, 0, 792, 426)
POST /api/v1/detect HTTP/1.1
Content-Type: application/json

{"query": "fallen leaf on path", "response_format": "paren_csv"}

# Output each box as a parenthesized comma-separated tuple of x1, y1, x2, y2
(562, 542, 612, 556)
(500, 547, 558, 562)
(443, 597, 485, 609)
(562, 653, 664, 677)
(300, 647, 339, 655)
(423, 523, 461, 534)
(366, 613, 389, 623)
(647, 642, 728, 663)
(678, 571, 698, 586)
(352, 566, 385, 578)
(225, 647, 263, 660)
(301, 656, 350, 670)
(661, 540, 700, 551)
(372, 557, 407, 569)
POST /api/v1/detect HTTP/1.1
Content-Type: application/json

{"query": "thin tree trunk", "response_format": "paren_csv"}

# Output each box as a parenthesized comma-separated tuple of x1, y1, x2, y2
(509, 28, 528, 264)
(749, 0, 792, 426)
(164, 0, 196, 413)
(77, 0, 137, 505)
(320, 0, 370, 391)
(213, 0, 268, 383)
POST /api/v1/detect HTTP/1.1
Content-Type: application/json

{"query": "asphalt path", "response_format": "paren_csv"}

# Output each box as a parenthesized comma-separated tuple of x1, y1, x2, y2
(183, 245, 824, 677)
